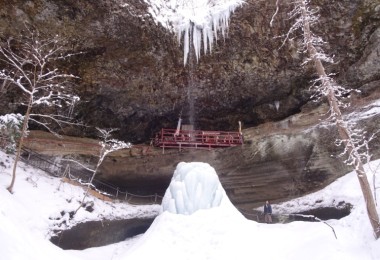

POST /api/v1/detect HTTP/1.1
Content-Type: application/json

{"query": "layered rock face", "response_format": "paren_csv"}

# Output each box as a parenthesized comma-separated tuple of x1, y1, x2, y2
(1, 0, 380, 211)
(93, 98, 380, 211)
(23, 93, 380, 211)
(0, 0, 379, 143)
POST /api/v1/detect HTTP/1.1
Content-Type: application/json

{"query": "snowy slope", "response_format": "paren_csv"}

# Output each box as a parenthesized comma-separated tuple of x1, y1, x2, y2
(1, 149, 379, 259)
(0, 151, 159, 260)
(1, 98, 380, 259)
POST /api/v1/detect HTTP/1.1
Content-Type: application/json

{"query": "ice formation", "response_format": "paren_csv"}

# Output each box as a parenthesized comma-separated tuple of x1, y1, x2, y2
(162, 162, 224, 215)
(144, 0, 245, 65)
(274, 100, 280, 111)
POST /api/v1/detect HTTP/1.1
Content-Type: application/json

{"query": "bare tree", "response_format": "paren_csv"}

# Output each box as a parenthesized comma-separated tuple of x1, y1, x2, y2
(0, 27, 80, 193)
(277, 0, 379, 239)
(70, 128, 131, 215)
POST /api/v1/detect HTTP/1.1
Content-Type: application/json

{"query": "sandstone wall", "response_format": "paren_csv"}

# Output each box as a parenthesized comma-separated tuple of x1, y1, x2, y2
(0, 0, 379, 142)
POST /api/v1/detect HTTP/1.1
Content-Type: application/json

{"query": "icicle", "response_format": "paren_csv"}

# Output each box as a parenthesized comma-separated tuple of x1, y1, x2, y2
(145, 1, 245, 65)
(183, 25, 190, 66)
(207, 27, 214, 53)
(213, 16, 219, 43)
(193, 25, 201, 62)
(203, 26, 208, 55)
(174, 117, 182, 136)
(274, 101, 280, 111)
(183, 1, 244, 65)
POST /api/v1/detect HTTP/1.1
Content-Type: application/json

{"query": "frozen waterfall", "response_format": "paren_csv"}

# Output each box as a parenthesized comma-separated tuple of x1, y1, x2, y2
(144, 0, 245, 65)
(161, 162, 225, 215)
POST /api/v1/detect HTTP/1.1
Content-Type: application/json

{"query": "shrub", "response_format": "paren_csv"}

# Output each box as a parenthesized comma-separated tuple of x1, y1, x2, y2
(0, 114, 24, 154)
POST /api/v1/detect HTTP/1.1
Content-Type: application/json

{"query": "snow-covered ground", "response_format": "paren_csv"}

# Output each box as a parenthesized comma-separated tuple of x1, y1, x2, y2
(0, 151, 159, 260)
(0, 148, 379, 260)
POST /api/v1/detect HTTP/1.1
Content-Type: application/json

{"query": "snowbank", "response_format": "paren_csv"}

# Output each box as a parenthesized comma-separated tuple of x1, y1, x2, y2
(1, 151, 380, 260)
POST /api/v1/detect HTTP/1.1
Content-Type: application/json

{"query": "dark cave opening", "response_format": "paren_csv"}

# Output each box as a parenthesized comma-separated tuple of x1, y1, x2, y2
(249, 203, 352, 223)
(292, 204, 352, 221)
(50, 218, 155, 250)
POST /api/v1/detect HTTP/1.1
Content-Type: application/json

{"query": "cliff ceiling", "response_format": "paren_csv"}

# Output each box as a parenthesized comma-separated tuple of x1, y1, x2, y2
(0, 0, 379, 143)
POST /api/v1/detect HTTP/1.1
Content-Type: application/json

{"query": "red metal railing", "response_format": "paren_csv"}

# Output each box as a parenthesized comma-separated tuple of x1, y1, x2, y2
(153, 128, 243, 151)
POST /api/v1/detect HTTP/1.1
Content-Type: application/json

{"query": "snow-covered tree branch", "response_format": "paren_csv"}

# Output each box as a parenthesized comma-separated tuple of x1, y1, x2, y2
(0, 27, 81, 193)
(73, 128, 131, 215)
(279, 0, 380, 239)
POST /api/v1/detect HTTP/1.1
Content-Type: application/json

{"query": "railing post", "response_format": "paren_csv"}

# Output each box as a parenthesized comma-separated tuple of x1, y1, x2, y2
(116, 187, 119, 198)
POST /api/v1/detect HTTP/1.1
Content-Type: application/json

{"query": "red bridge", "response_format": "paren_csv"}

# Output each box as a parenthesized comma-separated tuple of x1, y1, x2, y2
(153, 128, 243, 152)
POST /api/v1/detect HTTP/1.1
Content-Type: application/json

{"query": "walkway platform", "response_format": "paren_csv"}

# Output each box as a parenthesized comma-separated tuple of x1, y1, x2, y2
(153, 128, 243, 152)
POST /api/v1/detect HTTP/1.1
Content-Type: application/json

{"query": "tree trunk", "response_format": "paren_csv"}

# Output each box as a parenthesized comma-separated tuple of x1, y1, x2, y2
(7, 97, 33, 193)
(74, 148, 105, 215)
(300, 0, 380, 239)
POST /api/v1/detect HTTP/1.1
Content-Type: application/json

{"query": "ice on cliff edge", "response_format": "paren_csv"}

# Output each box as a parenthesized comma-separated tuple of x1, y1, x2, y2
(143, 0, 245, 65)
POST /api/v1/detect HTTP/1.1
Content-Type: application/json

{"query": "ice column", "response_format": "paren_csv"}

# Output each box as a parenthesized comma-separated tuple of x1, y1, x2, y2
(162, 162, 224, 215)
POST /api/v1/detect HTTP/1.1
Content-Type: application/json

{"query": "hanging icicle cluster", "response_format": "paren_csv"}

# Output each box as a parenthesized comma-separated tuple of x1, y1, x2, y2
(144, 0, 245, 65)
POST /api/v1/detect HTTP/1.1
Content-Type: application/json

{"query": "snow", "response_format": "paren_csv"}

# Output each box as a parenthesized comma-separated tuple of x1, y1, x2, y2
(0, 113, 23, 125)
(144, 0, 244, 65)
(347, 100, 380, 121)
(0, 151, 159, 260)
(1, 147, 380, 259)
(161, 162, 224, 214)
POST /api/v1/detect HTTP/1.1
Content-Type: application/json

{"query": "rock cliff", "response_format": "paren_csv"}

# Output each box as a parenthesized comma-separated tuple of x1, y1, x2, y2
(0, 0, 379, 143)
(23, 93, 380, 211)
(93, 96, 380, 211)
(1, 0, 380, 211)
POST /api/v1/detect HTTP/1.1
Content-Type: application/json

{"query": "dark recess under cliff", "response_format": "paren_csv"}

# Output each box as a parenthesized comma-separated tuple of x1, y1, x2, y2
(50, 218, 155, 250)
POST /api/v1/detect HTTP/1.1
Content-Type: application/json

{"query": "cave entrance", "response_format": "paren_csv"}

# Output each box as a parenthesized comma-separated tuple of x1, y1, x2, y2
(250, 203, 352, 223)
(291, 204, 352, 221)
(50, 218, 155, 250)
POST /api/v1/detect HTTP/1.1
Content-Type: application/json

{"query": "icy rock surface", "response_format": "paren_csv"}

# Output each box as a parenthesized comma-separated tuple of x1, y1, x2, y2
(162, 162, 224, 215)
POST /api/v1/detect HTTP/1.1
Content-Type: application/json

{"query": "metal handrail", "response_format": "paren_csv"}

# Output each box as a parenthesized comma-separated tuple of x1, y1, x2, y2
(19, 147, 162, 204)
(154, 128, 243, 152)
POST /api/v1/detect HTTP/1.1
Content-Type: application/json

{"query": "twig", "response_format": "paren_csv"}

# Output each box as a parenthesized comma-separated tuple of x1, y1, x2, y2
(290, 213, 338, 239)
